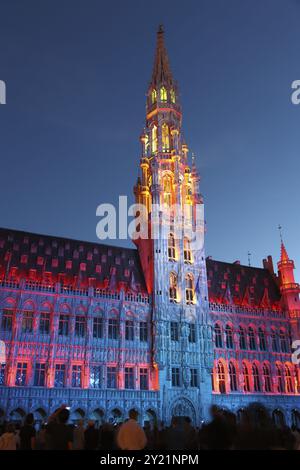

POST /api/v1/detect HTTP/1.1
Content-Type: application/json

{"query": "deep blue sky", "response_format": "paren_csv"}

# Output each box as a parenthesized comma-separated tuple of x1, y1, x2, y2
(0, 0, 299, 277)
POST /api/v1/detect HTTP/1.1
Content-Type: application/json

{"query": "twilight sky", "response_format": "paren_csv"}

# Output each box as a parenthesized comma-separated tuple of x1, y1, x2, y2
(0, 0, 299, 278)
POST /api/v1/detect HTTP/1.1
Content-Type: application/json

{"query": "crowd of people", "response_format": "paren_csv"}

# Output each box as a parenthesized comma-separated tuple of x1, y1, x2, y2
(0, 402, 300, 450)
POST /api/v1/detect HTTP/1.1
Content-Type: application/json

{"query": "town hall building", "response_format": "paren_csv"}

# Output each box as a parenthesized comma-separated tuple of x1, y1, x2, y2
(0, 27, 299, 428)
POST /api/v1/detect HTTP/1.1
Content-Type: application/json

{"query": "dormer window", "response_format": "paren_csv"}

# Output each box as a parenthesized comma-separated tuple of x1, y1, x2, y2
(160, 86, 167, 102)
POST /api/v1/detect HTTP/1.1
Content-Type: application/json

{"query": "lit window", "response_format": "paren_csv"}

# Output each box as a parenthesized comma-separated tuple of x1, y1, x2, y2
(107, 366, 117, 389)
(170, 88, 176, 103)
(152, 125, 158, 154)
(285, 365, 294, 393)
(168, 233, 176, 261)
(151, 88, 157, 103)
(162, 123, 170, 151)
(229, 362, 238, 391)
(183, 237, 192, 263)
(93, 317, 103, 339)
(160, 86, 167, 101)
(54, 364, 65, 387)
(15, 362, 27, 386)
(185, 274, 194, 304)
(276, 364, 284, 393)
(90, 366, 101, 389)
(163, 176, 173, 206)
(169, 272, 178, 302)
(217, 361, 226, 394)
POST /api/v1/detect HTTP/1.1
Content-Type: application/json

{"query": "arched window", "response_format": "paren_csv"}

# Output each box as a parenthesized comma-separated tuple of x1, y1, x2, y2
(169, 272, 177, 302)
(248, 327, 256, 350)
(217, 361, 226, 394)
(258, 327, 267, 351)
(239, 326, 247, 350)
(252, 363, 261, 392)
(22, 303, 34, 333)
(285, 365, 294, 393)
(242, 363, 250, 392)
(185, 274, 194, 304)
(183, 237, 192, 263)
(263, 363, 272, 392)
(276, 364, 284, 393)
(160, 86, 167, 102)
(225, 324, 234, 349)
(163, 175, 172, 206)
(162, 123, 170, 152)
(170, 88, 175, 103)
(214, 323, 223, 348)
(229, 361, 238, 391)
(152, 125, 158, 154)
(279, 329, 288, 353)
(271, 328, 279, 352)
(168, 233, 176, 261)
(151, 88, 157, 104)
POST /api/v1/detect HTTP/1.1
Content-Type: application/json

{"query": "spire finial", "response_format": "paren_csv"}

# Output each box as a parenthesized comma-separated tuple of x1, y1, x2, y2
(151, 25, 173, 87)
(248, 251, 252, 267)
(278, 224, 283, 243)
(158, 24, 164, 33)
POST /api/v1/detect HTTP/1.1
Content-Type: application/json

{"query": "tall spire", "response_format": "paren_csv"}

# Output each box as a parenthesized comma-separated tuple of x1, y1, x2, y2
(151, 25, 174, 87)
(280, 241, 289, 263)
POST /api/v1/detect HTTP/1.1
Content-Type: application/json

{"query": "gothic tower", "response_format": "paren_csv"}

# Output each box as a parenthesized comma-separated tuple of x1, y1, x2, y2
(134, 26, 213, 423)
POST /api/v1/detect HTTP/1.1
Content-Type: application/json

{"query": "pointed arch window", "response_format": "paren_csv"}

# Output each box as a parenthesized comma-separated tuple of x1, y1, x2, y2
(229, 361, 238, 391)
(168, 233, 176, 261)
(285, 364, 294, 393)
(183, 237, 192, 263)
(252, 363, 261, 392)
(152, 125, 158, 154)
(263, 363, 272, 392)
(225, 324, 234, 349)
(217, 361, 226, 394)
(248, 326, 256, 350)
(239, 326, 247, 350)
(214, 323, 223, 348)
(242, 363, 250, 392)
(162, 123, 170, 152)
(185, 273, 194, 304)
(169, 272, 178, 302)
(160, 86, 167, 102)
(151, 88, 157, 104)
(258, 327, 267, 351)
(276, 364, 284, 393)
(271, 328, 279, 352)
(279, 329, 288, 353)
(170, 88, 176, 103)
(163, 175, 172, 206)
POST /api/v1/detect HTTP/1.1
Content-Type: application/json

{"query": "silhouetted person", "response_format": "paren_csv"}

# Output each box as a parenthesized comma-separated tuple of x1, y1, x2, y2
(84, 420, 99, 450)
(117, 410, 147, 450)
(20, 413, 36, 450)
(46, 407, 73, 450)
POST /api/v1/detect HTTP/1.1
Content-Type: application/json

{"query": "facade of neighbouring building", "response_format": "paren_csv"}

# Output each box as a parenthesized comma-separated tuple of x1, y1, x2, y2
(0, 27, 299, 428)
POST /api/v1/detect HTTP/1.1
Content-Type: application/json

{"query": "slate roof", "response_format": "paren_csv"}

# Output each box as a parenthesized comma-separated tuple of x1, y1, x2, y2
(206, 258, 281, 309)
(0, 227, 148, 294)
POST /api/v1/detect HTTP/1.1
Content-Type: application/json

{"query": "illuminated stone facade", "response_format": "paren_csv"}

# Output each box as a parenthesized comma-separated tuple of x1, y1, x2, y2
(0, 28, 299, 428)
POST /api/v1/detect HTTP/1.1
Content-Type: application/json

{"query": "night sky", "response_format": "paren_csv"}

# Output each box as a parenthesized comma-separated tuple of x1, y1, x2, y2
(0, 0, 299, 277)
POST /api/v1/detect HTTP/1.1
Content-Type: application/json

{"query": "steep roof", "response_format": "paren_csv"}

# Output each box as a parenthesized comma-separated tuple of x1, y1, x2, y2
(206, 258, 281, 309)
(0, 227, 148, 294)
